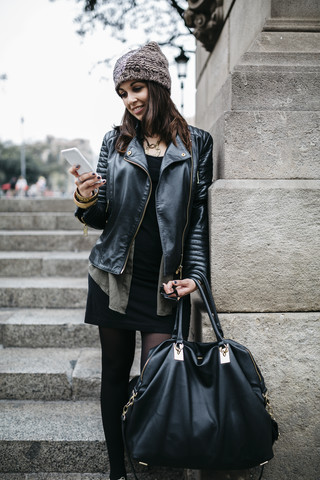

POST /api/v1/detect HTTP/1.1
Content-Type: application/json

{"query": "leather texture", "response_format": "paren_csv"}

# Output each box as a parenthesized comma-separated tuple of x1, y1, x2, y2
(122, 274, 278, 471)
(75, 126, 213, 280)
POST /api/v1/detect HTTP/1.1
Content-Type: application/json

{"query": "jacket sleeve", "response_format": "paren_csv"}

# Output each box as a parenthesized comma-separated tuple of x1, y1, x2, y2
(74, 131, 113, 230)
(183, 131, 213, 282)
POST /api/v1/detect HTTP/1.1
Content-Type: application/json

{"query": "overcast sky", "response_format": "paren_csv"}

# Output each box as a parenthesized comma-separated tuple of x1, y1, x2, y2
(0, 0, 195, 157)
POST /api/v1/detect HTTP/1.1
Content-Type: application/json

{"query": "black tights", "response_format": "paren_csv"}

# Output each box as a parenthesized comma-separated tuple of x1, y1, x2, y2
(99, 327, 171, 480)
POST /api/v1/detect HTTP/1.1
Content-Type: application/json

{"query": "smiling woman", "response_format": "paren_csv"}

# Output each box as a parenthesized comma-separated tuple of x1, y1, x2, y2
(68, 41, 213, 480)
(115, 79, 188, 157)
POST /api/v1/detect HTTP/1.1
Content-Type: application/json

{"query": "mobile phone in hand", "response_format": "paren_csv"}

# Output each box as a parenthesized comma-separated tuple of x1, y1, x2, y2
(61, 147, 94, 175)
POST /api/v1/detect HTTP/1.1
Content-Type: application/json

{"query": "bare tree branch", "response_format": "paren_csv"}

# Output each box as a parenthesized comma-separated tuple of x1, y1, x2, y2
(58, 0, 192, 49)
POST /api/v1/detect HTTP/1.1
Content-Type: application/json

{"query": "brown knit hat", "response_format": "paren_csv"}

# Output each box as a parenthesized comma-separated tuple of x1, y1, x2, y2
(113, 42, 171, 92)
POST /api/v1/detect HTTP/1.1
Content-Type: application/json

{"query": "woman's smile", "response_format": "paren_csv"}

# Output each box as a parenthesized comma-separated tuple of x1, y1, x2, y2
(131, 105, 145, 116)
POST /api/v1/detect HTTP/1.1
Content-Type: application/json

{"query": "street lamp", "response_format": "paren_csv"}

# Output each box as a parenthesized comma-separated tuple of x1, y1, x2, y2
(20, 117, 26, 179)
(175, 47, 190, 115)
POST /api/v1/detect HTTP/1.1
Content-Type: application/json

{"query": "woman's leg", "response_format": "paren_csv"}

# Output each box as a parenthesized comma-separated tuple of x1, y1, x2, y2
(140, 332, 171, 370)
(99, 327, 136, 480)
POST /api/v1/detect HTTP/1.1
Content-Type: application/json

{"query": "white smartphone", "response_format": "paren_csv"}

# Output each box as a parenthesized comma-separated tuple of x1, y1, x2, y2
(61, 147, 94, 175)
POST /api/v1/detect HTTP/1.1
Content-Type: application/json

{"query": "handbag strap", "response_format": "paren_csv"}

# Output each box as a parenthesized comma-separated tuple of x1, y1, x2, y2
(174, 296, 186, 343)
(173, 272, 224, 344)
(192, 277, 224, 343)
(193, 272, 224, 338)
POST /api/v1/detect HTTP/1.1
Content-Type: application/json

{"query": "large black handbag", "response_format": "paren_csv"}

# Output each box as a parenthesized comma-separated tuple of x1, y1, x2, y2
(122, 273, 278, 473)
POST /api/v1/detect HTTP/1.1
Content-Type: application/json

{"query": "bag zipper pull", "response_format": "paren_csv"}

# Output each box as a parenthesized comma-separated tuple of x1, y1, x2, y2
(174, 343, 184, 361)
(219, 344, 230, 364)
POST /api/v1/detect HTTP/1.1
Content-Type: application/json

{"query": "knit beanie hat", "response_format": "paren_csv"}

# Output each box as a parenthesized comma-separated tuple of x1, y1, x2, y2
(113, 41, 171, 92)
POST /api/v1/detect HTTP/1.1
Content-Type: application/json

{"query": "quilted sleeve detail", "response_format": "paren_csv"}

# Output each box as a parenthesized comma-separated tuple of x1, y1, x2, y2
(183, 131, 213, 281)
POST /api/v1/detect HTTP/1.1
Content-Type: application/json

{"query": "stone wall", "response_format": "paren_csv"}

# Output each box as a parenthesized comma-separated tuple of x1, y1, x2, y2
(193, 0, 320, 478)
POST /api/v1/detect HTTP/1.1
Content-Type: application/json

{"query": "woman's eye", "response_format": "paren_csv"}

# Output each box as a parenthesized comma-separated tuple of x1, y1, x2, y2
(133, 86, 142, 92)
(119, 92, 127, 98)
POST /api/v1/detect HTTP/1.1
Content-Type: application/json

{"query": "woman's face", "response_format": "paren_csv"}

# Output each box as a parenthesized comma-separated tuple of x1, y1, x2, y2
(118, 80, 149, 121)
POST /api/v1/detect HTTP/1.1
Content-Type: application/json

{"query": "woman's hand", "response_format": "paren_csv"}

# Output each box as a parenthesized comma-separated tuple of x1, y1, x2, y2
(69, 165, 106, 198)
(162, 278, 197, 299)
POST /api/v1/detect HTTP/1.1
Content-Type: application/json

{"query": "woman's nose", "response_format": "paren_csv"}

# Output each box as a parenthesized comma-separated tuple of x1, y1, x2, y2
(128, 93, 137, 105)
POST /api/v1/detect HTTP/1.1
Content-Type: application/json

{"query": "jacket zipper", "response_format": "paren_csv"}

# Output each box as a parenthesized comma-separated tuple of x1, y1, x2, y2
(120, 158, 152, 274)
(175, 152, 194, 278)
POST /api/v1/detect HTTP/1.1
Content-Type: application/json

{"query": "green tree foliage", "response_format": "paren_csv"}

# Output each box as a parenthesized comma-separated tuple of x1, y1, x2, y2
(0, 140, 66, 190)
(0, 142, 20, 184)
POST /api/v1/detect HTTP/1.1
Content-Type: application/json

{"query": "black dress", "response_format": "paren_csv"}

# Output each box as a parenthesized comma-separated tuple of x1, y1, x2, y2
(84, 154, 176, 334)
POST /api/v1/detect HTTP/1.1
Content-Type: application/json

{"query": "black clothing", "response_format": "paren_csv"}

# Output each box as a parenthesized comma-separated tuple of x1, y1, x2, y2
(75, 125, 213, 282)
(99, 327, 135, 480)
(132, 154, 163, 281)
(84, 155, 176, 333)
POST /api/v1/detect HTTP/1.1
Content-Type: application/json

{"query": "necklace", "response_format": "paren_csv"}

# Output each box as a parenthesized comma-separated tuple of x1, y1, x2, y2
(144, 137, 161, 157)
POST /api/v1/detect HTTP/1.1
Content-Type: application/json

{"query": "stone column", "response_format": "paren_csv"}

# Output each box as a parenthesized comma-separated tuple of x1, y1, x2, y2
(193, 1, 320, 479)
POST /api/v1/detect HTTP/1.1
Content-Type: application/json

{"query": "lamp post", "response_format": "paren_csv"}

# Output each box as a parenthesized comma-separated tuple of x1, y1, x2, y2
(20, 117, 26, 179)
(175, 47, 190, 115)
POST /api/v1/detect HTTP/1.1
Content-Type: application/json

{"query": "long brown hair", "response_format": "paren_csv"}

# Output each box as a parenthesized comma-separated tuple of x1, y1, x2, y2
(115, 81, 191, 154)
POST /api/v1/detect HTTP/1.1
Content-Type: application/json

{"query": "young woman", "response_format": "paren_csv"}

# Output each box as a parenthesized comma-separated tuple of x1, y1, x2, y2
(69, 41, 213, 480)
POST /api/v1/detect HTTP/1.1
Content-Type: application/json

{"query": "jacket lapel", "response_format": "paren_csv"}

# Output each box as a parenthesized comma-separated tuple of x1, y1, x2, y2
(161, 135, 191, 173)
(124, 134, 191, 173)
(124, 137, 148, 170)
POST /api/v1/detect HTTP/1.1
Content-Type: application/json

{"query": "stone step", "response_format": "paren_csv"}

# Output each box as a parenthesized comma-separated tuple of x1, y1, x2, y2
(0, 212, 82, 231)
(0, 277, 87, 308)
(0, 231, 98, 252)
(0, 474, 180, 480)
(0, 401, 183, 477)
(239, 51, 320, 69)
(0, 198, 74, 213)
(0, 348, 101, 401)
(0, 346, 140, 401)
(263, 18, 320, 33)
(0, 348, 87, 401)
(249, 31, 320, 54)
(0, 252, 89, 277)
(0, 475, 108, 480)
(0, 308, 99, 348)
(0, 400, 107, 472)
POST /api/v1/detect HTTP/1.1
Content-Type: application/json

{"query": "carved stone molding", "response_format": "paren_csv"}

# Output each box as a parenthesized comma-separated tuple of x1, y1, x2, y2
(184, 0, 224, 52)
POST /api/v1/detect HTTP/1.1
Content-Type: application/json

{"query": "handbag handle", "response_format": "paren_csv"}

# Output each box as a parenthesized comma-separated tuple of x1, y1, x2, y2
(192, 271, 224, 338)
(174, 272, 224, 344)
(192, 276, 224, 344)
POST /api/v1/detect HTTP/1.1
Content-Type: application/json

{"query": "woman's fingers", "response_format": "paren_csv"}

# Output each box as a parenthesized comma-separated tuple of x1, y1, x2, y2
(68, 165, 80, 177)
(68, 165, 106, 197)
(77, 176, 106, 197)
(162, 279, 197, 298)
(76, 172, 97, 186)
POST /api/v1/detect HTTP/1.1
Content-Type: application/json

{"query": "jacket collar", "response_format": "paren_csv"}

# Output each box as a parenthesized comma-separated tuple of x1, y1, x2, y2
(162, 135, 191, 170)
(124, 135, 191, 171)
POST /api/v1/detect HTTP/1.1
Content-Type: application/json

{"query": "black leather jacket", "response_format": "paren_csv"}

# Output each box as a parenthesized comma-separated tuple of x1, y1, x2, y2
(76, 125, 213, 282)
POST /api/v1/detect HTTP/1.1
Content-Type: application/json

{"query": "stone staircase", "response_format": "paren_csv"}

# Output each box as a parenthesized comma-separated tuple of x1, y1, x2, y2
(0, 198, 180, 480)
